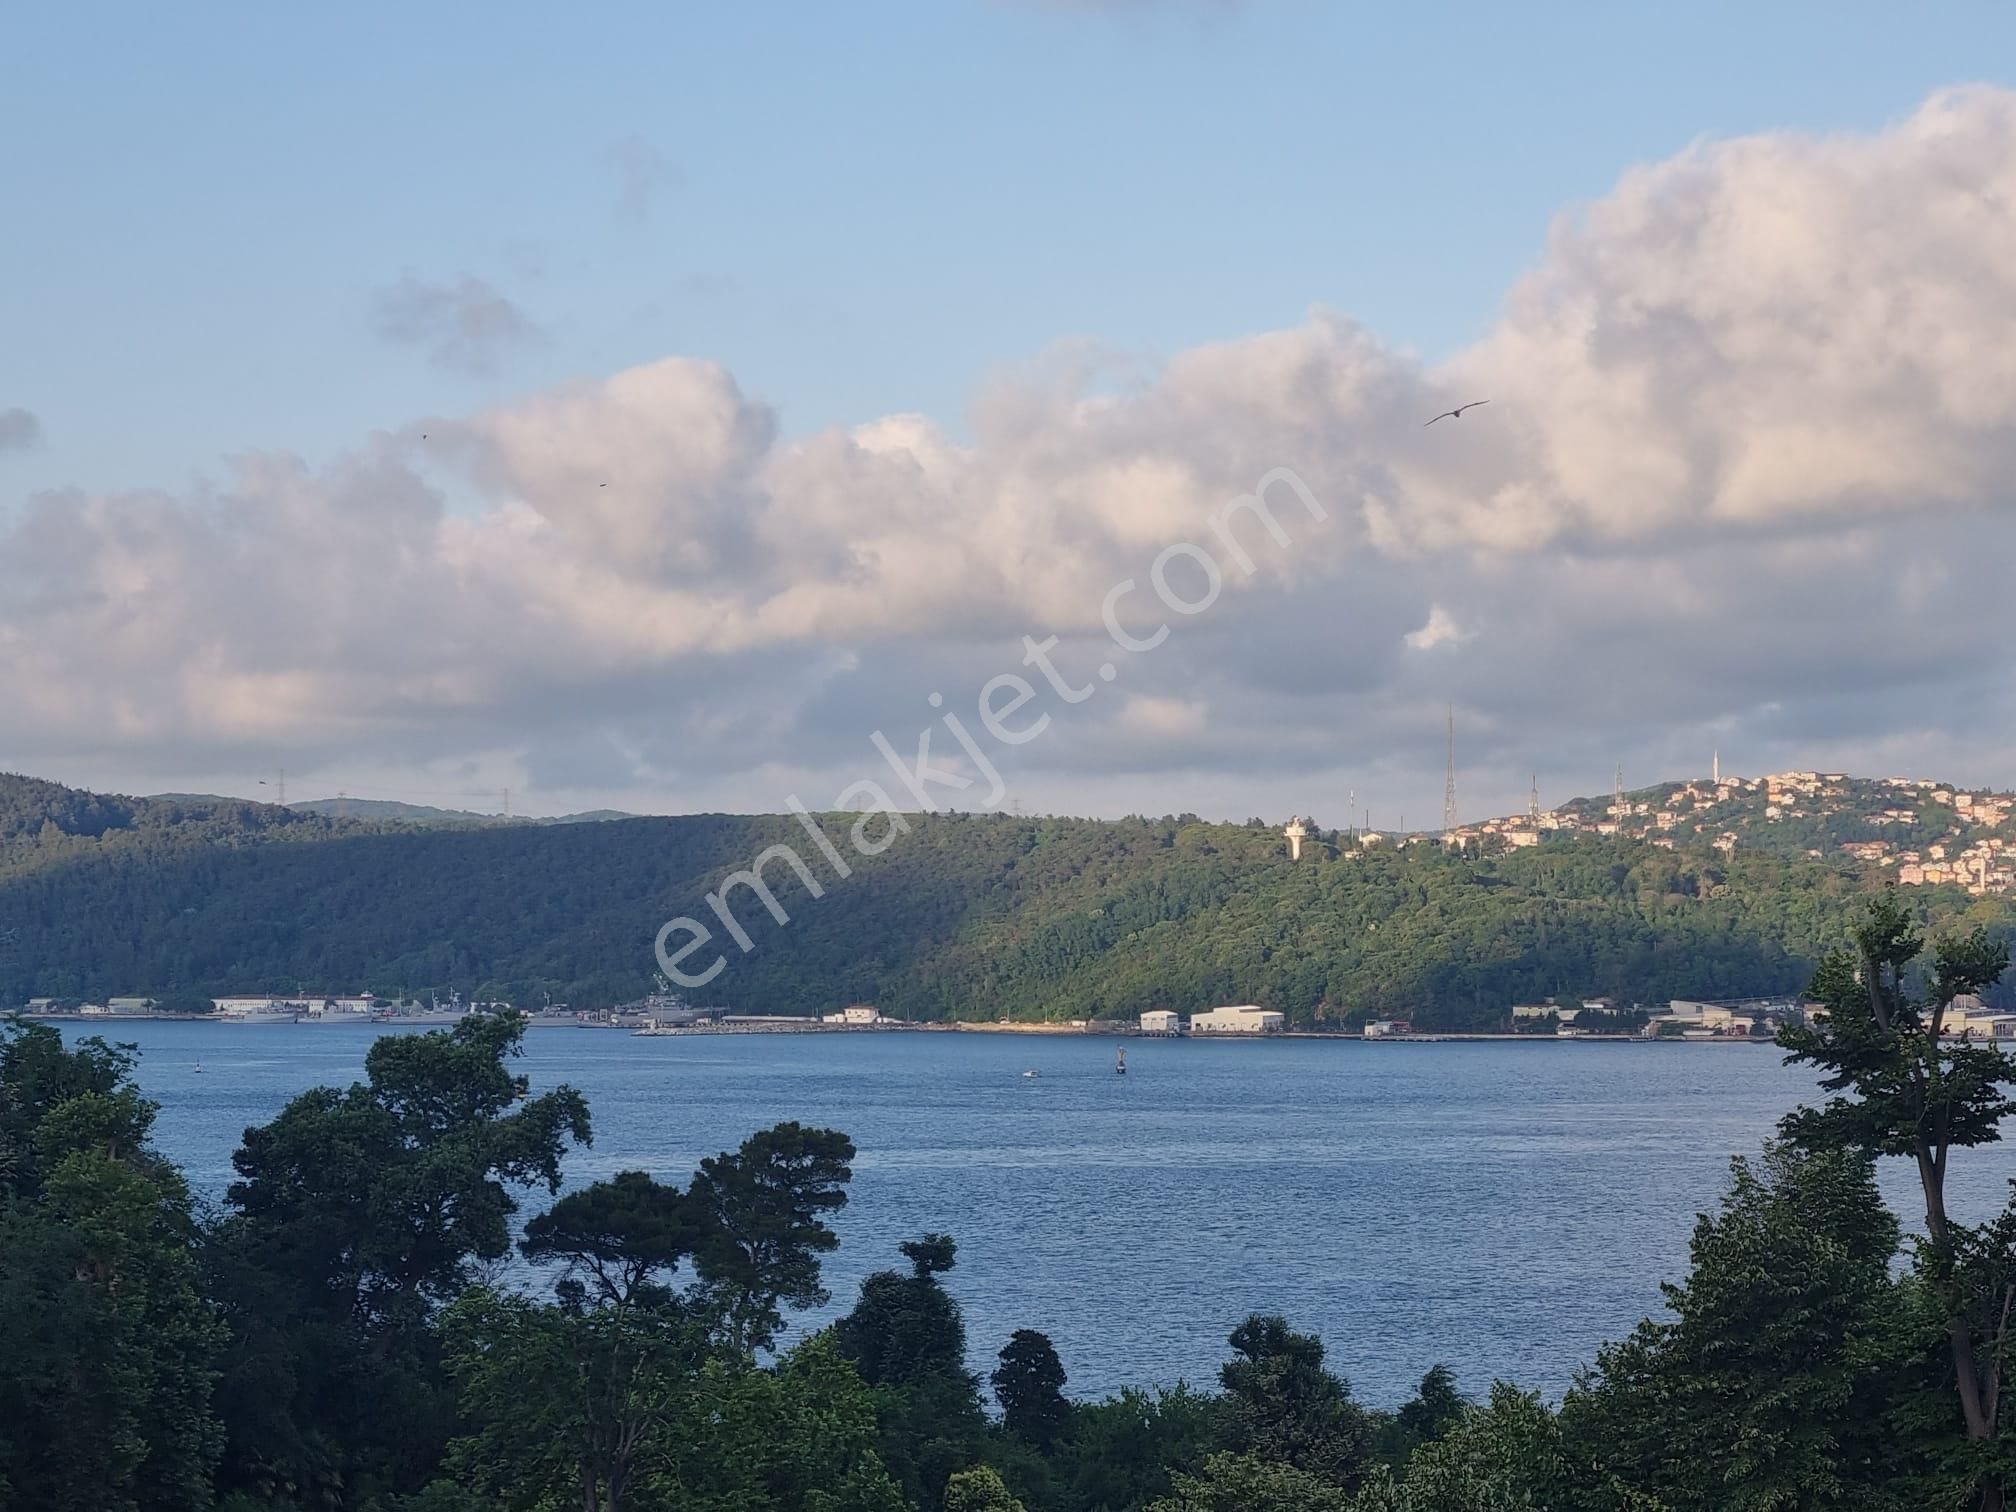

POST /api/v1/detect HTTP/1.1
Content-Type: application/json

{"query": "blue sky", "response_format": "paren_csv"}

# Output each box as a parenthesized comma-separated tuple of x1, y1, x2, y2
(4, 4, 2016, 820)
(5, 3, 2010, 498)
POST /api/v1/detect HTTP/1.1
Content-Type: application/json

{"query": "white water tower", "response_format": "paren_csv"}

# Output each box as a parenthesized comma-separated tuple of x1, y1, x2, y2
(1284, 816, 1311, 860)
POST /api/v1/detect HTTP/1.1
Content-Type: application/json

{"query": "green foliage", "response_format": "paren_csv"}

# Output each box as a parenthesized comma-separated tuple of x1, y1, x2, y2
(152, 989, 218, 1014)
(1391, 1386, 1575, 1511)
(835, 1235, 987, 1510)
(521, 1167, 707, 1307)
(1216, 1314, 1374, 1491)
(1147, 1451, 1358, 1511)
(1054, 1384, 1217, 1512)
(1560, 1143, 1912, 1510)
(943, 1464, 1028, 1512)
(1375, 1365, 1468, 1465)
(1779, 891, 2016, 1507)
(690, 1123, 857, 1349)
(993, 1329, 1071, 1448)
(207, 1013, 591, 1506)
(439, 1284, 710, 1511)
(10, 771, 2007, 1026)
(440, 1315, 904, 1512)
(0, 1025, 224, 1512)
(23, 876, 2016, 1512)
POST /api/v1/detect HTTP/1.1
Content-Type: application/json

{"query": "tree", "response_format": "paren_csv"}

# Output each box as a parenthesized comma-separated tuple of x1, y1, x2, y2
(0, 1025, 224, 1512)
(444, 1128, 864, 1512)
(1561, 1142, 1913, 1510)
(836, 1233, 973, 1389)
(439, 1284, 709, 1512)
(688, 1122, 855, 1350)
(943, 1464, 1028, 1512)
(1394, 1365, 1466, 1449)
(1146, 1451, 1357, 1512)
(1060, 1385, 1217, 1512)
(1779, 891, 2015, 1509)
(521, 1169, 706, 1308)
(1216, 1314, 1373, 1490)
(645, 1334, 908, 1511)
(1398, 1385, 1581, 1511)
(992, 1329, 1071, 1447)
(150, 989, 217, 1015)
(207, 1013, 591, 1506)
(835, 1234, 986, 1510)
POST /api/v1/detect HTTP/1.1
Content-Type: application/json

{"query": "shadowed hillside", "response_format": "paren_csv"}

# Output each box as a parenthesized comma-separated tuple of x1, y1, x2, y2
(3, 773, 2010, 1025)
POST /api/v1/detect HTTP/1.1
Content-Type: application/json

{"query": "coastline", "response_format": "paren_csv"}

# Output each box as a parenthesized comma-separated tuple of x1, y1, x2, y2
(15, 1012, 1773, 1046)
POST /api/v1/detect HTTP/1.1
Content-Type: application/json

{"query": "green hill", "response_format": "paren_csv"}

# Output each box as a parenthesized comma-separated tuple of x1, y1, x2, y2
(2, 771, 2010, 1026)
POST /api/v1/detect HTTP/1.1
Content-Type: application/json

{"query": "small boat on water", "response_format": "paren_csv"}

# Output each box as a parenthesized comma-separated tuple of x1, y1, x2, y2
(1022, 1068, 1040, 1078)
(1115, 1048, 1127, 1075)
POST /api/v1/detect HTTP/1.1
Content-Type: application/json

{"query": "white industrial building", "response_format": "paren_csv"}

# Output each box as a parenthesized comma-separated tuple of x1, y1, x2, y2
(821, 1005, 882, 1025)
(1139, 1010, 1182, 1035)
(1189, 1004, 1284, 1034)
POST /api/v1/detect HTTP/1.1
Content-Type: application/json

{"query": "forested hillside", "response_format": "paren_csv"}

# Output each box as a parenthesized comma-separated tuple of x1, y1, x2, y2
(4, 772, 2011, 1026)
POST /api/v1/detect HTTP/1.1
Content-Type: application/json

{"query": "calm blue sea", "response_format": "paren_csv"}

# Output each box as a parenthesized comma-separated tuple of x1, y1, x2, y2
(57, 1022, 2016, 1406)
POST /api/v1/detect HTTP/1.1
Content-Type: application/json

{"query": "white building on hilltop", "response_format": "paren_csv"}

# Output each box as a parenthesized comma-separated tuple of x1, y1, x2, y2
(1189, 1004, 1285, 1034)
(1284, 817, 1312, 860)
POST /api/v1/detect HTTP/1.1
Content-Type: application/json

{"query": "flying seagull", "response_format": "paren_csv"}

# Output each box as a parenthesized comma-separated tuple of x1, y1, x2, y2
(1424, 400, 1490, 426)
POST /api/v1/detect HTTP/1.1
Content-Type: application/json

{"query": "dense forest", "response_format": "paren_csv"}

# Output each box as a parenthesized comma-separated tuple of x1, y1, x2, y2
(6, 898, 2016, 1511)
(3, 772, 2012, 1026)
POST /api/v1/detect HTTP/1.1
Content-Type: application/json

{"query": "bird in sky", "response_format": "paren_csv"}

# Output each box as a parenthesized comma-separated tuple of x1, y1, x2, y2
(1424, 400, 1490, 426)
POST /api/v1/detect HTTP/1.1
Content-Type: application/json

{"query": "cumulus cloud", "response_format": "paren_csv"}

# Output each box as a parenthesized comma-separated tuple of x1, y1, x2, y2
(0, 408, 42, 452)
(9, 88, 2016, 817)
(371, 274, 544, 376)
(1405, 606, 1472, 651)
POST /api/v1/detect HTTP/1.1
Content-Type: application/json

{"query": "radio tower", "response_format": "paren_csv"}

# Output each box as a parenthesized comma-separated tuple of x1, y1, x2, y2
(1442, 706, 1458, 836)
(1529, 774, 1540, 821)
(1614, 762, 1625, 814)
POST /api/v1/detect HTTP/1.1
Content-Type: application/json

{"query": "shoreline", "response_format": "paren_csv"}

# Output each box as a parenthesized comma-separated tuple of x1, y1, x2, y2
(16, 1011, 1775, 1045)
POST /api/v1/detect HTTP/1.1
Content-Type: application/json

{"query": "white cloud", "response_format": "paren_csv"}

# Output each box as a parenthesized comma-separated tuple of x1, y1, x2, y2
(8, 88, 2016, 817)
(1405, 606, 1473, 651)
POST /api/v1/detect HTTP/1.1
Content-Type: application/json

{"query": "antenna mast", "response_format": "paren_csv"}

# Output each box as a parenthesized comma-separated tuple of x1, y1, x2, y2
(1529, 774, 1540, 821)
(1442, 706, 1458, 836)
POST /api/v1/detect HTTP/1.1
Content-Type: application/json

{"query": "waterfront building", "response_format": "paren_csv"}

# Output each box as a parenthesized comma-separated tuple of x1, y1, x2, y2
(820, 1005, 882, 1025)
(1189, 1004, 1284, 1033)
(1139, 1010, 1182, 1036)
